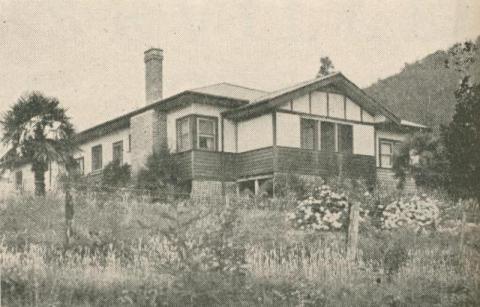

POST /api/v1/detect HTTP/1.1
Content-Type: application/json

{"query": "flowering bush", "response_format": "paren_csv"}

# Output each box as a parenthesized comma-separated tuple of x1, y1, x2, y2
(287, 185, 350, 231)
(380, 194, 440, 230)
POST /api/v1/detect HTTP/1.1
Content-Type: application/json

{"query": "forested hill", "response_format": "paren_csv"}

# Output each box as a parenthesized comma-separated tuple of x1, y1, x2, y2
(364, 36, 480, 129)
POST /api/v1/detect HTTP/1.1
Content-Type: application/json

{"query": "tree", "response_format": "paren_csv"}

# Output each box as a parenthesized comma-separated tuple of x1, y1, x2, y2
(392, 131, 449, 191)
(317, 56, 335, 77)
(443, 80, 480, 203)
(136, 144, 180, 195)
(0, 92, 76, 196)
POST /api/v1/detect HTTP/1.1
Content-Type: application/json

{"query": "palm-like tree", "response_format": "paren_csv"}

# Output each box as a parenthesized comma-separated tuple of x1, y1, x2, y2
(1, 92, 76, 196)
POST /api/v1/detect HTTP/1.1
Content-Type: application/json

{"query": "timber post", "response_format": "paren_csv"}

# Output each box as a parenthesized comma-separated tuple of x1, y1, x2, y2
(346, 202, 360, 261)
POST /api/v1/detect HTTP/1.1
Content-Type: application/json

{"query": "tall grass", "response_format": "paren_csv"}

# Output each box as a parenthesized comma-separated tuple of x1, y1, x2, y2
(1, 193, 479, 306)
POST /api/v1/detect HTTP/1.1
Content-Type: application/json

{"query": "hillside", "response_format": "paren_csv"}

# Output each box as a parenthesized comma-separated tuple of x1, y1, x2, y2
(364, 37, 480, 129)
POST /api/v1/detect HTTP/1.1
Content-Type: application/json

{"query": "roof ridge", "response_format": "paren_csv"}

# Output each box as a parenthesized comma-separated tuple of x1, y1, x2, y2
(191, 82, 267, 93)
(250, 72, 341, 103)
(218, 82, 268, 93)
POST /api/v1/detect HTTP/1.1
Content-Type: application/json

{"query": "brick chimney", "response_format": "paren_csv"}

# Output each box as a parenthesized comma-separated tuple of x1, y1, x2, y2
(144, 48, 163, 104)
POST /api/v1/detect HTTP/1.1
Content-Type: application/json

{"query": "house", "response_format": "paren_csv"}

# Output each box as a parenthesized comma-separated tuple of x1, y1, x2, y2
(3, 48, 425, 196)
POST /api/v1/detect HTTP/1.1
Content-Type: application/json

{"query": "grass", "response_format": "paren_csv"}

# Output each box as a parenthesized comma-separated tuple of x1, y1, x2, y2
(1, 193, 479, 306)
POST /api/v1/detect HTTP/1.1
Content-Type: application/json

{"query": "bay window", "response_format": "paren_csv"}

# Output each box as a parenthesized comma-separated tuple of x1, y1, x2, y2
(197, 117, 216, 151)
(176, 115, 218, 152)
(176, 117, 191, 152)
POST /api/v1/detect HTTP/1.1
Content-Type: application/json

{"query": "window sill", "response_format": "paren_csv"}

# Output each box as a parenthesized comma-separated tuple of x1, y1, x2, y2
(90, 169, 103, 175)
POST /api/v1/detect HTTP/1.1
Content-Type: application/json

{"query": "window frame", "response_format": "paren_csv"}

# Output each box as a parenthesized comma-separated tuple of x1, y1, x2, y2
(91, 144, 103, 172)
(112, 141, 124, 165)
(75, 157, 85, 175)
(320, 121, 336, 152)
(378, 139, 399, 169)
(196, 117, 217, 151)
(176, 116, 191, 152)
(300, 118, 318, 150)
(337, 123, 353, 154)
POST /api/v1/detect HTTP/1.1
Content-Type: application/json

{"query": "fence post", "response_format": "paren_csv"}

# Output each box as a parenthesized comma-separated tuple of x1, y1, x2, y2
(459, 200, 467, 256)
(346, 202, 360, 261)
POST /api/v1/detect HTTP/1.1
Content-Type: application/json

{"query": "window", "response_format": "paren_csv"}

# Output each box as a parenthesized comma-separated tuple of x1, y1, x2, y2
(379, 140, 394, 168)
(320, 121, 335, 152)
(128, 134, 131, 152)
(176, 117, 191, 152)
(75, 157, 84, 175)
(92, 145, 103, 171)
(300, 118, 318, 150)
(197, 117, 216, 151)
(113, 141, 123, 165)
(15, 171, 23, 190)
(337, 124, 353, 154)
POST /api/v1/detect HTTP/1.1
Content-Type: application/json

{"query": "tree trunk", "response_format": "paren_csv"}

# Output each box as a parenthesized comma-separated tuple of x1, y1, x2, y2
(32, 161, 47, 196)
(65, 188, 74, 247)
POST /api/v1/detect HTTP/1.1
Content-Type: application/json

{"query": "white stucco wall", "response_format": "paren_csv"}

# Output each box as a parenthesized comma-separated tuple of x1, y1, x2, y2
(75, 128, 131, 175)
(353, 124, 375, 156)
(363, 111, 375, 123)
(223, 119, 236, 152)
(346, 98, 362, 121)
(292, 95, 309, 113)
(276, 112, 301, 148)
(311, 91, 328, 116)
(4, 159, 64, 194)
(237, 114, 273, 152)
(329, 93, 345, 118)
(278, 91, 373, 124)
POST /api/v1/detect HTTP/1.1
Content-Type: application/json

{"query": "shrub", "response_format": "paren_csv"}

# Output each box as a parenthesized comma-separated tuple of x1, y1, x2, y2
(100, 160, 131, 188)
(287, 185, 350, 231)
(136, 144, 182, 195)
(381, 194, 440, 230)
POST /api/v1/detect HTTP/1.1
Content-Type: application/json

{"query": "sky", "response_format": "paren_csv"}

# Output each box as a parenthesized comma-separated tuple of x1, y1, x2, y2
(0, 0, 479, 134)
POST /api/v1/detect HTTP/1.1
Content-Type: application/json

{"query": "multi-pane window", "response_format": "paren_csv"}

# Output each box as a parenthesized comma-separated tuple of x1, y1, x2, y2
(197, 118, 216, 151)
(379, 141, 394, 168)
(320, 121, 336, 152)
(300, 118, 318, 150)
(177, 117, 191, 152)
(75, 157, 84, 175)
(92, 145, 103, 171)
(113, 141, 123, 165)
(337, 124, 353, 154)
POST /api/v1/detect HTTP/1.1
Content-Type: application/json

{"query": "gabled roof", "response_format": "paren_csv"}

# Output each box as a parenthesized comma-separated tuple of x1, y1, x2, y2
(58, 73, 427, 145)
(190, 82, 267, 101)
(223, 72, 401, 124)
(75, 90, 249, 143)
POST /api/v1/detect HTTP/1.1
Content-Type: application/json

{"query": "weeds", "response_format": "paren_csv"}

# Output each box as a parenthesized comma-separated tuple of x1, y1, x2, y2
(0, 193, 479, 306)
